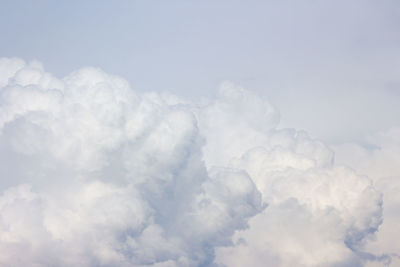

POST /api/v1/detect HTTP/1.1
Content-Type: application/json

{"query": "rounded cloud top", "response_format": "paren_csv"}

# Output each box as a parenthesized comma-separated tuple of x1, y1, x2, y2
(0, 58, 386, 267)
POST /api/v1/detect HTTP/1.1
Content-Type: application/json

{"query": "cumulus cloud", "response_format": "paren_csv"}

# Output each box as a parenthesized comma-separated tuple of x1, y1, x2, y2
(0, 58, 394, 266)
(335, 128, 400, 267)
(195, 83, 383, 266)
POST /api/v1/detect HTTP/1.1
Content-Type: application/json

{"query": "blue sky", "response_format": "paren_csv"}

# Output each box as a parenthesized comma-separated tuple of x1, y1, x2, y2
(2, 0, 400, 143)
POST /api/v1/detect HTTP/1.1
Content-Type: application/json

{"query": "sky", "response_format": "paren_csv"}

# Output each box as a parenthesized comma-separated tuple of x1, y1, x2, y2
(2, 0, 400, 142)
(0, 1, 400, 267)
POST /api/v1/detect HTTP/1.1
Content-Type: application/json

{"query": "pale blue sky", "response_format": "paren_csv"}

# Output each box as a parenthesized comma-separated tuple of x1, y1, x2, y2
(1, 0, 400, 142)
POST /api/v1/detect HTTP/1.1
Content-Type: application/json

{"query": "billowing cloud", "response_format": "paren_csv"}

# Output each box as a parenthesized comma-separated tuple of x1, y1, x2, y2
(196, 83, 384, 266)
(0, 58, 394, 266)
(335, 128, 400, 267)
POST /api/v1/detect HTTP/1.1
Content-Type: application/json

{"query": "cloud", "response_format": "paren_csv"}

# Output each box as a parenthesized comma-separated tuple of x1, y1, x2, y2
(194, 83, 383, 266)
(0, 58, 392, 266)
(334, 128, 400, 267)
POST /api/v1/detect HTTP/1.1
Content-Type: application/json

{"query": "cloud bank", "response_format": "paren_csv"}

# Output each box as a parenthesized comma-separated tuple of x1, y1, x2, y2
(0, 58, 397, 266)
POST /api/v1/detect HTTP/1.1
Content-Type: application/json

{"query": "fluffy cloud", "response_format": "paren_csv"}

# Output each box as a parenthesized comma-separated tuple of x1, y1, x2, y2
(195, 84, 384, 266)
(0, 58, 393, 266)
(335, 128, 400, 267)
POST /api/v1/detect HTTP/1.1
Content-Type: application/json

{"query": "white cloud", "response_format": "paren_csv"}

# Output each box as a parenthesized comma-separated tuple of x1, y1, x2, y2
(0, 58, 395, 266)
(194, 84, 383, 266)
(335, 128, 400, 267)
